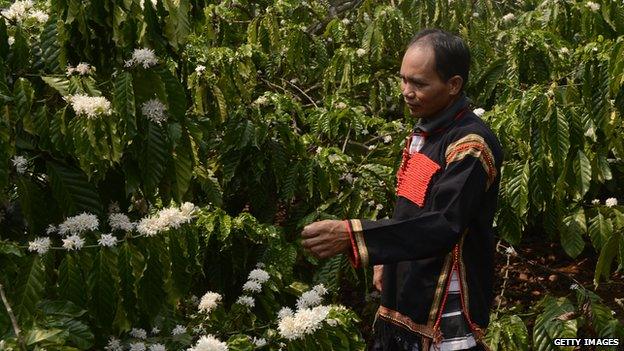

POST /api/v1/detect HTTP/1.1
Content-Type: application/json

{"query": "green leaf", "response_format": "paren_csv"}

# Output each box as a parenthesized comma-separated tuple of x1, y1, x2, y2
(139, 123, 168, 195)
(46, 160, 102, 216)
(573, 150, 592, 198)
(117, 242, 143, 324)
(113, 71, 137, 143)
(40, 17, 66, 72)
(506, 161, 530, 219)
(594, 231, 621, 287)
(588, 213, 613, 250)
(533, 296, 577, 351)
(561, 207, 586, 258)
(548, 107, 570, 164)
(41, 76, 71, 96)
(163, 0, 191, 51)
(58, 254, 87, 307)
(172, 131, 193, 202)
(89, 249, 118, 330)
(13, 78, 34, 124)
(138, 241, 166, 320)
(160, 67, 187, 120)
(15, 256, 45, 322)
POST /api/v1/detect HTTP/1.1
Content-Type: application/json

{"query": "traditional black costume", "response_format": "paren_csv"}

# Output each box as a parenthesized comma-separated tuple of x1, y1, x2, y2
(346, 95, 503, 351)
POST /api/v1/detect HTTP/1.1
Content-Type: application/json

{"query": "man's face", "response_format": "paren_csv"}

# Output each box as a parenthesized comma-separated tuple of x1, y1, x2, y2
(400, 44, 458, 119)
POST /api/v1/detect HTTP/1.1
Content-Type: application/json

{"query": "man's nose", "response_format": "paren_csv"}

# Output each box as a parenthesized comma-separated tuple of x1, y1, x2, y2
(403, 90, 415, 99)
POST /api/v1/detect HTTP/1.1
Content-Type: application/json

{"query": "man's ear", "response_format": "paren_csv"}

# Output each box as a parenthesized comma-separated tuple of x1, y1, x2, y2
(447, 75, 463, 95)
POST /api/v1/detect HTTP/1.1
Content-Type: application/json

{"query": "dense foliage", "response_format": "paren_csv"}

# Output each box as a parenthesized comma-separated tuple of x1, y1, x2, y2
(1, 0, 623, 350)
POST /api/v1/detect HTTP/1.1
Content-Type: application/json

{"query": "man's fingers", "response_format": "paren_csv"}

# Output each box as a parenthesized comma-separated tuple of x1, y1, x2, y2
(301, 224, 319, 239)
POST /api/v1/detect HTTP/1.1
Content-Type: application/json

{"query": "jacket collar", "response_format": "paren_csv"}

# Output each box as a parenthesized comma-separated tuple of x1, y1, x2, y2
(414, 93, 468, 135)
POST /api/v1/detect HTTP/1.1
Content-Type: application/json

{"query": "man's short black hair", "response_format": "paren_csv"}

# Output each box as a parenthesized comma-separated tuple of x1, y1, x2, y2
(409, 29, 471, 90)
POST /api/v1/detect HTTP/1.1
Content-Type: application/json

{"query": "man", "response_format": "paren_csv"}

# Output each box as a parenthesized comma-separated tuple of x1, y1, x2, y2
(301, 29, 503, 351)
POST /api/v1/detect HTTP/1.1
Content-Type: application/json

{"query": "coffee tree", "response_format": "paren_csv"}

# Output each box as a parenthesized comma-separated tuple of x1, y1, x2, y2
(1, 0, 623, 350)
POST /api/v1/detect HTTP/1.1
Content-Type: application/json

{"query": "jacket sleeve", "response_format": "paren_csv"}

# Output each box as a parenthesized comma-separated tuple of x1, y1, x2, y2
(347, 133, 498, 267)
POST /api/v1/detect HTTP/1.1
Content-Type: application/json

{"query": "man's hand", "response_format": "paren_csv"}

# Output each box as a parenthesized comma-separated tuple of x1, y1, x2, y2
(373, 265, 383, 292)
(301, 220, 351, 259)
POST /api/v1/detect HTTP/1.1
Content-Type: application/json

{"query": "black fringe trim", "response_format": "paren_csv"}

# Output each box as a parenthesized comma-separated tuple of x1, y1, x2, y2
(371, 317, 426, 350)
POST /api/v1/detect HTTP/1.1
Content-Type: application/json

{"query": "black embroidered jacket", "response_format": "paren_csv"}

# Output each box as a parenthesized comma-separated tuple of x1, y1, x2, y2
(346, 97, 503, 350)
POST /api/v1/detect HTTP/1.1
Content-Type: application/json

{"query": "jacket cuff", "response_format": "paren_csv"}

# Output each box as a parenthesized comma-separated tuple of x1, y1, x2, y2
(345, 219, 369, 268)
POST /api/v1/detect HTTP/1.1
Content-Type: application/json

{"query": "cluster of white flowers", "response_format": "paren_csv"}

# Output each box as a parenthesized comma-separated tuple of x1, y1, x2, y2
(66, 63, 94, 76)
(195, 65, 206, 73)
(136, 202, 197, 236)
(356, 48, 366, 57)
(296, 284, 328, 309)
(198, 291, 222, 313)
(98, 233, 118, 247)
(605, 198, 618, 207)
(502, 13, 515, 23)
(139, 0, 158, 9)
(368, 145, 377, 151)
(473, 108, 485, 117)
(66, 94, 113, 119)
(105, 337, 123, 351)
(383, 135, 392, 143)
(251, 337, 267, 348)
(172, 325, 187, 335)
(125, 48, 159, 68)
(242, 280, 262, 293)
(129, 342, 146, 351)
(141, 99, 168, 125)
(237, 295, 255, 308)
(248, 268, 270, 284)
(28, 237, 51, 254)
(253, 95, 269, 107)
(2, 1, 48, 23)
(570, 283, 579, 290)
(46, 224, 57, 234)
(8, 36, 15, 45)
(58, 212, 99, 236)
(151, 327, 161, 335)
(586, 1, 600, 12)
(11, 155, 28, 174)
(591, 199, 600, 205)
(149, 344, 166, 351)
(472, 12, 480, 18)
(130, 328, 148, 339)
(278, 305, 331, 340)
(62, 234, 85, 251)
(341, 18, 350, 25)
(109, 213, 135, 232)
(188, 335, 228, 351)
(335, 102, 347, 109)
(559, 47, 570, 55)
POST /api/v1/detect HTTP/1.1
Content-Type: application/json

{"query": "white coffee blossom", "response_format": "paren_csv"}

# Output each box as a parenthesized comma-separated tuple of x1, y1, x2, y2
(248, 269, 270, 284)
(66, 94, 113, 119)
(502, 13, 515, 23)
(586, 1, 600, 12)
(368, 145, 377, 151)
(278, 305, 331, 340)
(253, 96, 269, 106)
(327, 318, 338, 326)
(141, 99, 168, 125)
(605, 198, 618, 207)
(151, 327, 160, 335)
(472, 12, 479, 18)
(341, 18, 350, 25)
(46, 224, 57, 234)
(296, 290, 323, 309)
(58, 212, 99, 236)
(130, 328, 148, 339)
(278, 307, 294, 319)
(105, 337, 123, 351)
(149, 344, 166, 351)
(171, 325, 187, 335)
(376, 204, 384, 211)
(8, 36, 15, 45)
(129, 342, 147, 351)
(237, 295, 255, 308)
(335, 102, 347, 109)
(383, 135, 392, 143)
(312, 284, 328, 296)
(11, 156, 27, 174)
(136, 203, 196, 236)
(356, 48, 366, 57)
(195, 65, 206, 73)
(243, 280, 262, 293)
(473, 108, 485, 117)
(188, 335, 228, 351)
(125, 48, 158, 68)
(198, 291, 222, 313)
(29, 9, 48, 23)
(570, 283, 579, 290)
(361, 129, 369, 135)
(98, 233, 118, 247)
(109, 213, 134, 232)
(73, 62, 93, 75)
(559, 47, 570, 55)
(139, 0, 158, 9)
(1, 0, 33, 22)
(343, 173, 354, 183)
(62, 235, 85, 251)
(252, 337, 267, 348)
(28, 237, 51, 254)
(591, 199, 600, 205)
(180, 202, 197, 217)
